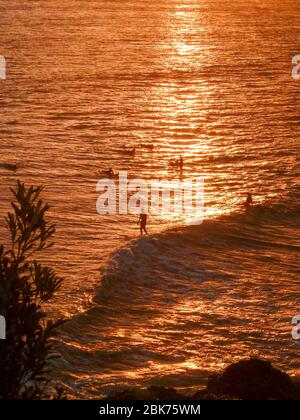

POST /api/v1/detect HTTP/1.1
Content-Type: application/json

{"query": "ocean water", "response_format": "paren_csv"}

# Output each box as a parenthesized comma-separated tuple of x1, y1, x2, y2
(0, 0, 299, 398)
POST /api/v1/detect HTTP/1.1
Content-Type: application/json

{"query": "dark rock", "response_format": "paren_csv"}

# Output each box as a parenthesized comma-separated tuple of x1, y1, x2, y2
(191, 389, 240, 400)
(147, 386, 183, 400)
(207, 358, 300, 400)
(105, 386, 182, 400)
(106, 386, 237, 401)
(105, 358, 300, 401)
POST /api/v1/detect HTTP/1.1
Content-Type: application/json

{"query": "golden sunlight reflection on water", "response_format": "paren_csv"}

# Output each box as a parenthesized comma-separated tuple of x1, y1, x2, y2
(0, 0, 299, 398)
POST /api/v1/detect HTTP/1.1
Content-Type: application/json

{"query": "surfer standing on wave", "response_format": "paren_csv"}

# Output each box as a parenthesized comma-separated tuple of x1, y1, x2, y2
(244, 192, 253, 209)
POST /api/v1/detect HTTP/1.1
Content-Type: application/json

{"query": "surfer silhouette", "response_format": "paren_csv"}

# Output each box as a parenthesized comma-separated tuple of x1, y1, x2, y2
(244, 193, 253, 209)
(179, 155, 184, 169)
(138, 212, 148, 235)
(106, 168, 114, 177)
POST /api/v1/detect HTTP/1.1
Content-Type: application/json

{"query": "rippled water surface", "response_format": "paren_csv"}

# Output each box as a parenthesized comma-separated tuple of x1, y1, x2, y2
(0, 0, 299, 398)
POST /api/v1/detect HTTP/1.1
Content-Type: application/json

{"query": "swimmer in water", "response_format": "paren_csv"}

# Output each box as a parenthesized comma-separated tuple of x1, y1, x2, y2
(107, 168, 114, 177)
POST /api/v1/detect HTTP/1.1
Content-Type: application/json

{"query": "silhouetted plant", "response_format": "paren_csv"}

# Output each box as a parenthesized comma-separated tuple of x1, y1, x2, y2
(0, 181, 65, 399)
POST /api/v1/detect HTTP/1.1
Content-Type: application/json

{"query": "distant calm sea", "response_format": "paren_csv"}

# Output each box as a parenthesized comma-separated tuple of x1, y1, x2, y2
(0, 0, 299, 398)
